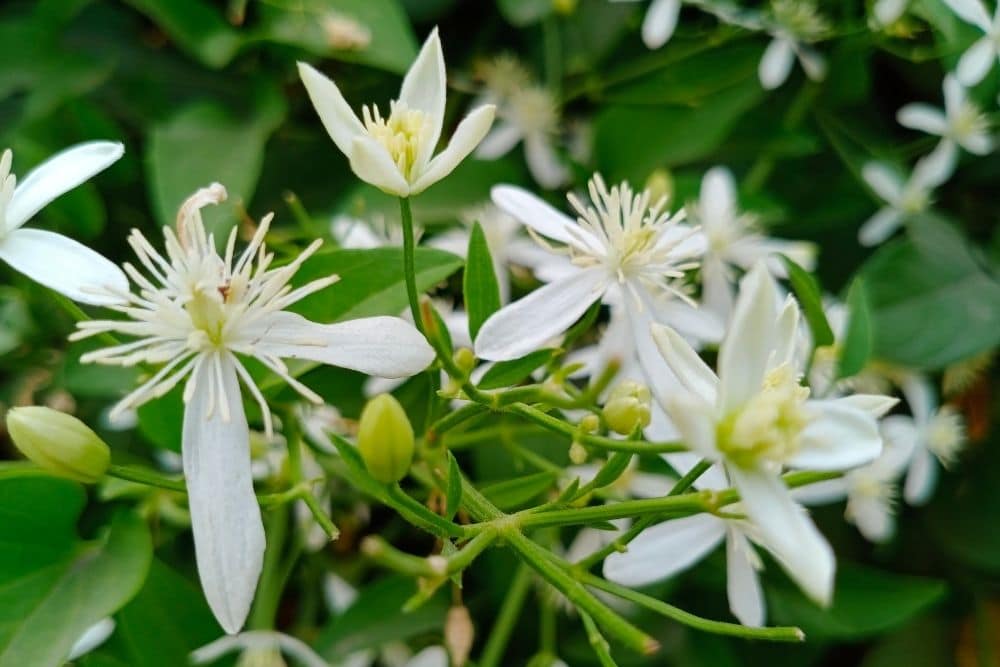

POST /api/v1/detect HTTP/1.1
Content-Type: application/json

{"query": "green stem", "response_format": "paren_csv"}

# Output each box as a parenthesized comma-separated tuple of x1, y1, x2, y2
(398, 196, 424, 334)
(107, 464, 186, 492)
(479, 564, 533, 667)
(426, 403, 489, 443)
(580, 611, 619, 667)
(249, 505, 290, 629)
(285, 410, 338, 540)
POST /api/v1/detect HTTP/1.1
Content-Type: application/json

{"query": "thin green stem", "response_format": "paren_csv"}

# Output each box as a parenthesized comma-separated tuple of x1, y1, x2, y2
(426, 403, 489, 443)
(107, 464, 186, 492)
(398, 196, 424, 333)
(580, 611, 619, 667)
(479, 564, 533, 667)
(285, 410, 338, 540)
(249, 505, 290, 629)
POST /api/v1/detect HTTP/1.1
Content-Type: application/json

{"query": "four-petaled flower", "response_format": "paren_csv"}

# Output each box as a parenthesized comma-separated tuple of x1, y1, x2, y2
(857, 151, 951, 246)
(70, 184, 433, 634)
(943, 0, 1000, 85)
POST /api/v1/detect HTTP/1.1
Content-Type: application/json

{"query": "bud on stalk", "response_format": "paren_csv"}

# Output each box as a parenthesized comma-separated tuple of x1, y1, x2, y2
(6, 406, 111, 483)
(357, 394, 415, 484)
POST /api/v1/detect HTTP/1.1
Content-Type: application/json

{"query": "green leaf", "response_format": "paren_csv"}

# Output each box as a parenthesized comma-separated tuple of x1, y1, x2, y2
(861, 213, 1000, 369)
(121, 0, 242, 68)
(147, 88, 287, 237)
(783, 257, 834, 349)
(315, 575, 447, 657)
(0, 476, 152, 667)
(837, 277, 872, 380)
(256, 0, 419, 74)
(481, 471, 558, 510)
(477, 349, 556, 390)
(291, 247, 463, 323)
(767, 564, 946, 641)
(445, 452, 463, 520)
(464, 222, 502, 342)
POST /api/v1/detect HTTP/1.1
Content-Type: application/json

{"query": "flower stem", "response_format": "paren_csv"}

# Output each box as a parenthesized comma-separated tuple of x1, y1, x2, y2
(285, 413, 339, 540)
(398, 196, 424, 334)
(478, 564, 533, 667)
(107, 463, 186, 492)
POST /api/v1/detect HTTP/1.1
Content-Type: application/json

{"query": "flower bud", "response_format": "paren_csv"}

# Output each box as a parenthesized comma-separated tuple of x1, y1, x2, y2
(453, 347, 476, 375)
(357, 394, 415, 484)
(602, 381, 652, 435)
(569, 441, 588, 465)
(644, 169, 674, 206)
(446, 605, 474, 667)
(6, 406, 111, 483)
(579, 414, 600, 434)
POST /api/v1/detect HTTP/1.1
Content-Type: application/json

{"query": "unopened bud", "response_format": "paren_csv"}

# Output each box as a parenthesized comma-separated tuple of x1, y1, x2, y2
(552, 0, 578, 15)
(569, 441, 588, 465)
(6, 406, 110, 483)
(453, 347, 476, 375)
(602, 381, 652, 435)
(357, 394, 415, 484)
(446, 605, 474, 667)
(644, 169, 674, 205)
(579, 414, 600, 433)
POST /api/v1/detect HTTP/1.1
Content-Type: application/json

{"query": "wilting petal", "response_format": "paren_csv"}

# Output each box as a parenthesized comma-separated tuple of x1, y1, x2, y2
(861, 162, 904, 203)
(728, 465, 835, 606)
(651, 323, 718, 404)
(297, 62, 365, 159)
(943, 0, 992, 30)
(6, 141, 124, 232)
(524, 133, 569, 189)
(758, 37, 795, 90)
(603, 514, 726, 586)
(492, 184, 602, 253)
(412, 105, 496, 194)
(956, 37, 995, 86)
(790, 400, 882, 470)
(349, 135, 410, 196)
(641, 0, 681, 48)
(183, 356, 264, 634)
(475, 120, 523, 159)
(858, 207, 903, 247)
(903, 445, 939, 505)
(249, 312, 434, 378)
(399, 28, 447, 158)
(896, 103, 948, 136)
(0, 228, 128, 306)
(475, 266, 607, 360)
(727, 529, 765, 627)
(718, 263, 778, 413)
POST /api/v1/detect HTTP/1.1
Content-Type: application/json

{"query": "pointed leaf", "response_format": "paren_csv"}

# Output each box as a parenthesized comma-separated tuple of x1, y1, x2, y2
(783, 256, 835, 349)
(464, 222, 503, 342)
(477, 349, 556, 390)
(837, 277, 873, 379)
(445, 452, 463, 520)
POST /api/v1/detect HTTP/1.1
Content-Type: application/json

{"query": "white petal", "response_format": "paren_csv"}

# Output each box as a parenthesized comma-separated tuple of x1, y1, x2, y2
(718, 262, 779, 413)
(957, 37, 996, 86)
(603, 514, 726, 586)
(943, 73, 965, 113)
(701, 256, 735, 322)
(899, 372, 936, 425)
(790, 400, 882, 470)
(726, 529, 765, 627)
(833, 394, 899, 418)
(903, 446, 939, 505)
(650, 323, 718, 405)
(663, 451, 730, 490)
(0, 228, 128, 306)
(858, 207, 903, 246)
(655, 298, 725, 346)
(896, 104, 948, 136)
(349, 136, 410, 196)
(700, 166, 738, 234)
(874, 0, 908, 25)
(961, 131, 993, 155)
(407, 646, 450, 667)
(728, 466, 835, 606)
(249, 312, 434, 378)
(792, 478, 849, 505)
(758, 37, 796, 90)
(399, 27, 447, 156)
(411, 105, 496, 195)
(848, 493, 895, 543)
(796, 46, 827, 82)
(728, 237, 818, 274)
(474, 121, 523, 159)
(912, 140, 958, 188)
(297, 62, 365, 159)
(491, 184, 602, 253)
(943, 0, 992, 29)
(6, 141, 124, 231)
(641, 0, 681, 49)
(628, 472, 677, 498)
(474, 267, 607, 360)
(861, 162, 904, 203)
(183, 356, 264, 634)
(624, 300, 687, 405)
(67, 618, 115, 660)
(878, 415, 919, 474)
(191, 631, 329, 667)
(663, 392, 720, 461)
(524, 133, 569, 189)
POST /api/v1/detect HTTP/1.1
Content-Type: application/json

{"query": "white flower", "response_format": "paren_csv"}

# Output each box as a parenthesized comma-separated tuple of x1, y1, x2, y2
(894, 374, 966, 505)
(0, 142, 127, 305)
(67, 618, 116, 661)
(331, 213, 409, 248)
(614, 0, 682, 49)
(650, 261, 891, 606)
(758, 0, 828, 90)
(942, 0, 1000, 86)
(475, 175, 704, 362)
(897, 75, 993, 180)
(691, 166, 816, 322)
(476, 86, 569, 189)
(857, 149, 951, 246)
(299, 28, 495, 197)
(70, 184, 433, 634)
(873, 0, 909, 26)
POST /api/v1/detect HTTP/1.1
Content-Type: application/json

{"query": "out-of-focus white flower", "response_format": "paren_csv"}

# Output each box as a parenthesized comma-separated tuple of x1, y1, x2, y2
(857, 149, 951, 246)
(942, 0, 1000, 86)
(0, 142, 127, 305)
(331, 213, 414, 248)
(71, 184, 433, 634)
(321, 12, 372, 51)
(897, 75, 993, 180)
(474, 54, 533, 108)
(477, 87, 568, 189)
(67, 618, 116, 661)
(873, 0, 909, 26)
(192, 631, 327, 667)
(690, 166, 816, 322)
(758, 0, 828, 90)
(299, 29, 495, 197)
(613, 0, 683, 49)
(651, 262, 893, 606)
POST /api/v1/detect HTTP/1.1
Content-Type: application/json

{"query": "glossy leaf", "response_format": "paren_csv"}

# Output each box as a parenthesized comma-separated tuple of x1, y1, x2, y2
(464, 222, 502, 342)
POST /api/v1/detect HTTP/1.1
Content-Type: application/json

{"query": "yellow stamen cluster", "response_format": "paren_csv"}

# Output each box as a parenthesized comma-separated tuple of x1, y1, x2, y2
(362, 101, 431, 181)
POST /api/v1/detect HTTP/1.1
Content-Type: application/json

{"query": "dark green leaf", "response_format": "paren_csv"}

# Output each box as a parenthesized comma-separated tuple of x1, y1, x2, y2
(445, 452, 463, 520)
(783, 257, 834, 349)
(477, 349, 556, 390)
(481, 471, 558, 510)
(464, 222, 502, 342)
(837, 277, 872, 379)
(122, 0, 242, 68)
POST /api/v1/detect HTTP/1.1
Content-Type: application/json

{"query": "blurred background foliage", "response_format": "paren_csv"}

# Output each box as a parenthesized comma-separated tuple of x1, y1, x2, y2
(0, 0, 999, 666)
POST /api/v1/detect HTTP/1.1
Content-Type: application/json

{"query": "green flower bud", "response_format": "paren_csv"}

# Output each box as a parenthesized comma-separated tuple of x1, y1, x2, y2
(6, 406, 111, 483)
(453, 347, 476, 375)
(357, 394, 415, 484)
(603, 381, 652, 435)
(579, 414, 600, 434)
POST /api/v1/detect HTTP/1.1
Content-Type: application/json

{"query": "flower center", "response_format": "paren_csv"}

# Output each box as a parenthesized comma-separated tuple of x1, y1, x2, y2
(952, 102, 988, 141)
(925, 406, 965, 466)
(717, 363, 812, 469)
(510, 87, 559, 134)
(899, 185, 929, 214)
(185, 285, 229, 347)
(362, 101, 431, 181)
